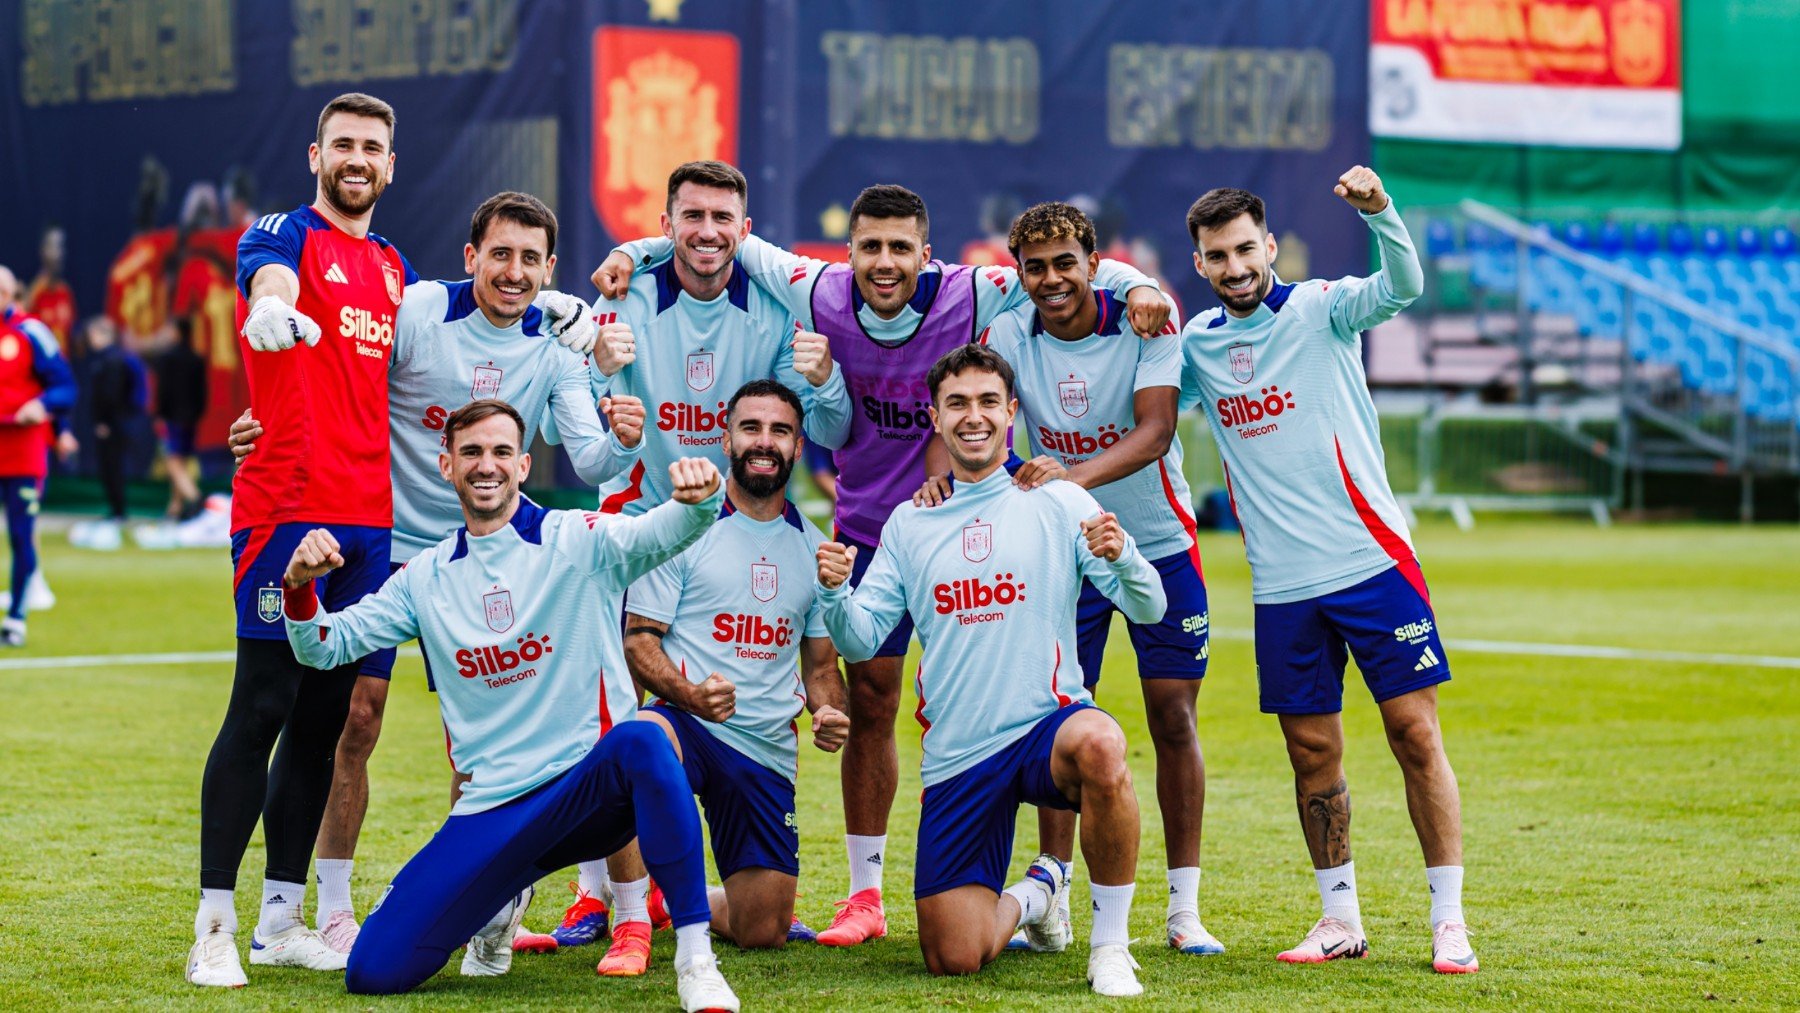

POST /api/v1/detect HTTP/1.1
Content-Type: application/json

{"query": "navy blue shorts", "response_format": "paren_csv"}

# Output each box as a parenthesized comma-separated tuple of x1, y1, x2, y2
(843, 530, 912, 659)
(345, 721, 708, 995)
(652, 705, 799, 880)
(162, 422, 197, 458)
(1077, 547, 1209, 688)
(1253, 562, 1451, 715)
(231, 522, 390, 642)
(913, 704, 1094, 900)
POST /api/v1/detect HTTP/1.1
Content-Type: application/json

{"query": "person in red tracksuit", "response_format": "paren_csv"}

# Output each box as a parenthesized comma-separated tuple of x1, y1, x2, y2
(0, 265, 77, 647)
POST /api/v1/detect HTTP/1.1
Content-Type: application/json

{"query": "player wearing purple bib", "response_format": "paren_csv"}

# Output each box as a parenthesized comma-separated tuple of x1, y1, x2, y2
(626, 380, 850, 950)
(816, 344, 1161, 996)
(1177, 168, 1476, 974)
(973, 202, 1223, 957)
(595, 184, 1172, 944)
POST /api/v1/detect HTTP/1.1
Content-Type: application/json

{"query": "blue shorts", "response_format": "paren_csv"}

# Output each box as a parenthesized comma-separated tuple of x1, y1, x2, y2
(1254, 562, 1451, 714)
(652, 705, 799, 880)
(914, 703, 1093, 900)
(1077, 547, 1209, 688)
(346, 721, 708, 995)
(843, 530, 912, 659)
(802, 439, 836, 476)
(161, 422, 197, 457)
(231, 522, 390, 644)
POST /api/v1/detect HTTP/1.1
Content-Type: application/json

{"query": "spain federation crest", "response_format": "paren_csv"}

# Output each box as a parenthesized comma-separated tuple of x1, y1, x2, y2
(962, 522, 992, 563)
(686, 350, 715, 392)
(483, 589, 515, 634)
(472, 364, 504, 399)
(1228, 343, 1255, 384)
(1057, 378, 1089, 418)
(256, 585, 282, 624)
(750, 561, 778, 603)
(382, 263, 403, 305)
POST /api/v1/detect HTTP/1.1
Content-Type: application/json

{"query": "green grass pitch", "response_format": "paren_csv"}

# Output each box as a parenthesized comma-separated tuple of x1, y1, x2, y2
(0, 518, 1795, 1009)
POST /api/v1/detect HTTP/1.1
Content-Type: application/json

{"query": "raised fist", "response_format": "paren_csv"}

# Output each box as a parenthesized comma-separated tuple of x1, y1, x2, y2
(1335, 165, 1390, 215)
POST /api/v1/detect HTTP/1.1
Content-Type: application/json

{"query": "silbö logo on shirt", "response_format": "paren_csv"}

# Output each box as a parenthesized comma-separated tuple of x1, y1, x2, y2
(456, 632, 553, 688)
(1217, 386, 1296, 440)
(932, 573, 1026, 627)
(712, 613, 795, 660)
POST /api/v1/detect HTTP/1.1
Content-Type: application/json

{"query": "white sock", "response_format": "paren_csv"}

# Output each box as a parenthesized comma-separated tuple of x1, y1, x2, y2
(1315, 862, 1361, 926)
(1089, 882, 1135, 949)
(578, 859, 609, 898)
(611, 876, 649, 924)
(315, 859, 354, 922)
(1166, 866, 1200, 921)
(673, 922, 712, 973)
(846, 834, 886, 896)
(1426, 865, 1464, 926)
(195, 888, 236, 939)
(1003, 876, 1052, 930)
(257, 879, 306, 938)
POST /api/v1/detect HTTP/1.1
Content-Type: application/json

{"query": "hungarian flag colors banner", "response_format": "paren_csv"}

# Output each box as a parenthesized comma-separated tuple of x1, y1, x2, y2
(1370, 0, 1681, 149)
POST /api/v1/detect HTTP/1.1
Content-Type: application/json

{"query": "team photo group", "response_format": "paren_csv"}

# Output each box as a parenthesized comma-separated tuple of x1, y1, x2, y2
(185, 91, 1476, 1010)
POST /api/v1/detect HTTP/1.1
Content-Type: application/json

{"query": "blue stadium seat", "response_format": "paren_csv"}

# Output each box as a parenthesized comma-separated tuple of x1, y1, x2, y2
(1466, 222, 1517, 291)
(1667, 222, 1694, 256)
(1425, 218, 1457, 259)
(1598, 221, 1626, 258)
(1771, 225, 1796, 258)
(1735, 226, 1763, 258)
(1700, 225, 1727, 258)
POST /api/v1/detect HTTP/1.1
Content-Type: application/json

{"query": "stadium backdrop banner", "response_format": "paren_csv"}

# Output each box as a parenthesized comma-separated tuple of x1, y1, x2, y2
(1, 0, 1368, 451)
(1369, 0, 1682, 150)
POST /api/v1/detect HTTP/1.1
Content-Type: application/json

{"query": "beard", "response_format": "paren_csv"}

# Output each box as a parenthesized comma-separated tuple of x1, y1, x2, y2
(322, 165, 385, 217)
(1213, 269, 1270, 313)
(729, 449, 795, 499)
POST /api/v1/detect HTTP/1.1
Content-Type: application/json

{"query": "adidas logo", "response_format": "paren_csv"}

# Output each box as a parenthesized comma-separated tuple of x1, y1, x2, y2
(325, 262, 349, 284)
(1330, 881, 1350, 892)
(1415, 646, 1442, 671)
(266, 894, 287, 904)
(868, 852, 882, 866)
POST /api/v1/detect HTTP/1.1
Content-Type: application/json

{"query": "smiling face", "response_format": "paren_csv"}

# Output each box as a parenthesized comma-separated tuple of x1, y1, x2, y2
(464, 217, 554, 327)
(662, 181, 748, 286)
(1017, 236, 1099, 335)
(309, 112, 394, 219)
(1193, 212, 1277, 317)
(723, 393, 801, 499)
(930, 367, 1015, 479)
(849, 216, 929, 318)
(440, 412, 531, 525)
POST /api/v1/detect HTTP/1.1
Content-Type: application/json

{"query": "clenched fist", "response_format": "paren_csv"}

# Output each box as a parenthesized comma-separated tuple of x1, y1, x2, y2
(1335, 164, 1390, 215)
(591, 250, 635, 301)
(1124, 286, 1173, 338)
(283, 528, 345, 588)
(792, 326, 833, 386)
(228, 409, 263, 461)
(592, 318, 636, 376)
(536, 291, 599, 354)
(1081, 511, 1127, 562)
(243, 295, 321, 352)
(686, 672, 737, 722)
(601, 395, 645, 449)
(811, 704, 849, 752)
(816, 542, 857, 590)
(668, 456, 722, 504)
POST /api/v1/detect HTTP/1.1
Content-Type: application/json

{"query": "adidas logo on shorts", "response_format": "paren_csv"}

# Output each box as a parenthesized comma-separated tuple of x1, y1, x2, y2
(1415, 646, 1442, 671)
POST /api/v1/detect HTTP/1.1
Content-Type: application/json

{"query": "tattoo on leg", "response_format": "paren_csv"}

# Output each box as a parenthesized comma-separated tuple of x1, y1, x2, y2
(1300, 777, 1351, 868)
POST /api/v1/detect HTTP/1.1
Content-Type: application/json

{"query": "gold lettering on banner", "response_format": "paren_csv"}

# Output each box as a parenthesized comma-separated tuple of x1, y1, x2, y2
(291, 0, 517, 87)
(1108, 44, 1332, 152)
(22, 0, 236, 106)
(820, 31, 1039, 144)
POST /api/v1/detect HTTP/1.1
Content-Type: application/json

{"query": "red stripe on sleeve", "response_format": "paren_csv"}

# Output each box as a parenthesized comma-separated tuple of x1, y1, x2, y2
(1334, 437, 1429, 605)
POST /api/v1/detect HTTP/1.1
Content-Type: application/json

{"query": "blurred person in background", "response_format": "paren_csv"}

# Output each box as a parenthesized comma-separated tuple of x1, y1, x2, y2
(68, 317, 147, 551)
(0, 265, 77, 644)
(25, 226, 77, 351)
(155, 318, 208, 521)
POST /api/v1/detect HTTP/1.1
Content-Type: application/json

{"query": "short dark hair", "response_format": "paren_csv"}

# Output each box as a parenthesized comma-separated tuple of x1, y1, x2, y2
(927, 343, 1014, 402)
(469, 191, 558, 256)
(726, 378, 805, 427)
(1186, 187, 1266, 244)
(444, 399, 526, 450)
(1007, 201, 1096, 260)
(666, 161, 748, 214)
(849, 184, 929, 242)
(316, 92, 396, 147)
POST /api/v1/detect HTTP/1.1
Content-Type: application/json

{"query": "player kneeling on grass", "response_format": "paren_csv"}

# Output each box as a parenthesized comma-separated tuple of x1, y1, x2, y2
(816, 344, 1165, 997)
(625, 378, 850, 951)
(275, 399, 739, 1011)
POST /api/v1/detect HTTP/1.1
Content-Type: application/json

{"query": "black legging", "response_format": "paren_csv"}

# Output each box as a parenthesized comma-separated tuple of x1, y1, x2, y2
(199, 638, 358, 890)
(96, 432, 127, 520)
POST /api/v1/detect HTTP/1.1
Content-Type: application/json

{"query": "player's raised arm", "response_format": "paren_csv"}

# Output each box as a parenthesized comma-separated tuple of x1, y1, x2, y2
(583, 457, 724, 589)
(236, 217, 321, 352)
(281, 531, 422, 671)
(1070, 500, 1167, 625)
(1326, 165, 1424, 336)
(781, 323, 852, 450)
(814, 538, 907, 664)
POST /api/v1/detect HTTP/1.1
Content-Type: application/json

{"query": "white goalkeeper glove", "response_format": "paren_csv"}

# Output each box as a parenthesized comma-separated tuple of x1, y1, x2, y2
(535, 290, 598, 354)
(243, 295, 321, 352)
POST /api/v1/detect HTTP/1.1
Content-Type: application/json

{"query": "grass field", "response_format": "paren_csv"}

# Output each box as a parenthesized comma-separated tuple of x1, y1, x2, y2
(1, 517, 1796, 1010)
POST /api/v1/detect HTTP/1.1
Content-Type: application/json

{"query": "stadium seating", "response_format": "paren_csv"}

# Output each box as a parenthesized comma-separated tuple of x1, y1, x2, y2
(1438, 217, 1800, 424)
